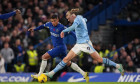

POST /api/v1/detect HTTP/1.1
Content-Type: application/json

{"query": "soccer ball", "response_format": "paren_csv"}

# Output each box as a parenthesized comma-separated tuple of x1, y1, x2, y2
(38, 74, 47, 83)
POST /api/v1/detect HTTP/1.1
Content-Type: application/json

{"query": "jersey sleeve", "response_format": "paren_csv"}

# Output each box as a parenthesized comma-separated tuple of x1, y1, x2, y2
(62, 16, 81, 33)
(0, 11, 16, 20)
(34, 22, 50, 31)
(44, 22, 50, 29)
(63, 26, 76, 41)
(63, 26, 69, 36)
(62, 23, 78, 33)
(34, 25, 44, 31)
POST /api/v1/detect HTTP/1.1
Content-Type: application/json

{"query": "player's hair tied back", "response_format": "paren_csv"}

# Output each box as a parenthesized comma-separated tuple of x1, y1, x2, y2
(70, 8, 80, 15)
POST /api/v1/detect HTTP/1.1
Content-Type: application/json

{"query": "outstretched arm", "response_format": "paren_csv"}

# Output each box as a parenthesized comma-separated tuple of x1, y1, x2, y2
(0, 11, 16, 20)
(28, 25, 44, 32)
(61, 23, 78, 38)
(34, 25, 45, 31)
(0, 9, 21, 20)
(62, 23, 78, 33)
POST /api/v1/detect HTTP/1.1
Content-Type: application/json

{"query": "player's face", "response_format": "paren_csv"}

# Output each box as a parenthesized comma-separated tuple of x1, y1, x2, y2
(51, 18, 59, 26)
(66, 12, 74, 23)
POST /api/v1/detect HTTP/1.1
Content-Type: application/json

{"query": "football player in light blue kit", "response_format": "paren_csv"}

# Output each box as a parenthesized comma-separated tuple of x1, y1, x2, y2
(28, 14, 89, 81)
(45, 8, 124, 81)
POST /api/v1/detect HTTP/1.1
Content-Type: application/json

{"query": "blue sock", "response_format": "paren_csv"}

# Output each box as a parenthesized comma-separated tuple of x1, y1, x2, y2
(103, 58, 116, 67)
(53, 61, 66, 73)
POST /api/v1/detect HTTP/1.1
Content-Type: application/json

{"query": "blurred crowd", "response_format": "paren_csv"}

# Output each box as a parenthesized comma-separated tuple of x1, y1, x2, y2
(90, 38, 140, 73)
(0, 0, 103, 73)
(118, 0, 140, 22)
(0, 0, 139, 79)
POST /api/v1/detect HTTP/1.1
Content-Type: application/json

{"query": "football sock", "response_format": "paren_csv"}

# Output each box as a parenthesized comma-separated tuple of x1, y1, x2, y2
(70, 62, 85, 76)
(53, 60, 66, 73)
(47, 61, 66, 77)
(38, 60, 47, 76)
(103, 58, 117, 67)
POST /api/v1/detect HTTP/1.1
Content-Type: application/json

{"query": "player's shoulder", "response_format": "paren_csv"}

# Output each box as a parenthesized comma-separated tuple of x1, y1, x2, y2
(44, 22, 51, 27)
(74, 15, 82, 22)
(45, 22, 51, 25)
(58, 23, 66, 28)
(58, 22, 64, 27)
(76, 15, 87, 22)
(43, 22, 51, 29)
(76, 15, 82, 19)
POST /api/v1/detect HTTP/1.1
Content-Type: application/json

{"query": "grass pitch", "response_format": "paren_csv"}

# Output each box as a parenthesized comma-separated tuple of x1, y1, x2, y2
(0, 82, 139, 84)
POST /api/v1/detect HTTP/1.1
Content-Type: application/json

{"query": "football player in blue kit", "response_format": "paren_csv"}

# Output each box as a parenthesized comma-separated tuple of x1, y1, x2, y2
(28, 14, 89, 81)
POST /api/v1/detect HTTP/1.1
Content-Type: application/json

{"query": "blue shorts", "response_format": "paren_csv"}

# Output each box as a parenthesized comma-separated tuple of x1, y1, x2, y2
(47, 45, 67, 59)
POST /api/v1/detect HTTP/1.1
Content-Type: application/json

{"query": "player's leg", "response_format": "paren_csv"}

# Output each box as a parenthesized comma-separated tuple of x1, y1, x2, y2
(67, 61, 85, 76)
(31, 53, 51, 79)
(49, 44, 81, 76)
(86, 41, 124, 76)
(68, 61, 89, 82)
(45, 44, 89, 82)
(44, 50, 77, 78)
(65, 45, 89, 82)
(38, 53, 51, 75)
(91, 52, 124, 75)
(90, 52, 124, 75)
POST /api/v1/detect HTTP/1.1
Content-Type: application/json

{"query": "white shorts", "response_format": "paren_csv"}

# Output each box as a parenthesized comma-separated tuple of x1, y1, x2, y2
(72, 40, 96, 55)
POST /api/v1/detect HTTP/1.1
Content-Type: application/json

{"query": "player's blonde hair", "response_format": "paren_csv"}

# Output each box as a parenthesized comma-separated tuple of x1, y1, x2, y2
(68, 8, 80, 15)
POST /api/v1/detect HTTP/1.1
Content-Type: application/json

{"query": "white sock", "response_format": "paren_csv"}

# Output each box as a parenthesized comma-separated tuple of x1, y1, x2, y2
(116, 64, 120, 69)
(38, 60, 47, 76)
(70, 62, 85, 76)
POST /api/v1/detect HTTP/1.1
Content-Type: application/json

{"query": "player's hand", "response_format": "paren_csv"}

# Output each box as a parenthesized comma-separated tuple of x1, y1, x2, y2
(60, 32, 64, 38)
(15, 9, 21, 15)
(28, 28, 34, 32)
(15, 9, 22, 21)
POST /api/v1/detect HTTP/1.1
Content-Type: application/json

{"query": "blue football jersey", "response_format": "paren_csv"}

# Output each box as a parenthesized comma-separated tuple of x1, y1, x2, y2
(34, 22, 66, 47)
(34, 22, 76, 47)
(44, 22, 66, 47)
(33, 22, 76, 58)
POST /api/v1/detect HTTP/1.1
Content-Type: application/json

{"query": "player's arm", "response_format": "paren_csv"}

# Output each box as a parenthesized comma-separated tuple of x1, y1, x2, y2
(62, 23, 78, 33)
(0, 9, 21, 20)
(61, 23, 78, 38)
(0, 11, 16, 20)
(28, 24, 45, 32)
(63, 26, 76, 39)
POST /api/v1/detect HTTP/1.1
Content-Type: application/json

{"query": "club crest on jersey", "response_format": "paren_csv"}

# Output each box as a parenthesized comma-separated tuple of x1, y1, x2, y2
(56, 29, 59, 32)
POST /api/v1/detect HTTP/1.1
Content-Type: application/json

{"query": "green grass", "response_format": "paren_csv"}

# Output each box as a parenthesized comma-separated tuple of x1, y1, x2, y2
(0, 82, 139, 84)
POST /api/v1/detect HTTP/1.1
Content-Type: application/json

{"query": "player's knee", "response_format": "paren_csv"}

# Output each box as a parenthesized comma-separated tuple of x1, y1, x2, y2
(42, 54, 50, 60)
(63, 57, 69, 63)
(97, 58, 103, 63)
(66, 61, 71, 66)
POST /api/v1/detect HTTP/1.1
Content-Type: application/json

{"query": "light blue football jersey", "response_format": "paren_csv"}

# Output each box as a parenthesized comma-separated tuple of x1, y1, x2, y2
(73, 15, 90, 43)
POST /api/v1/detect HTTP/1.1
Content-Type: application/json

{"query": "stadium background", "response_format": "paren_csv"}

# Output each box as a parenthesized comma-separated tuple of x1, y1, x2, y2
(0, 0, 140, 83)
